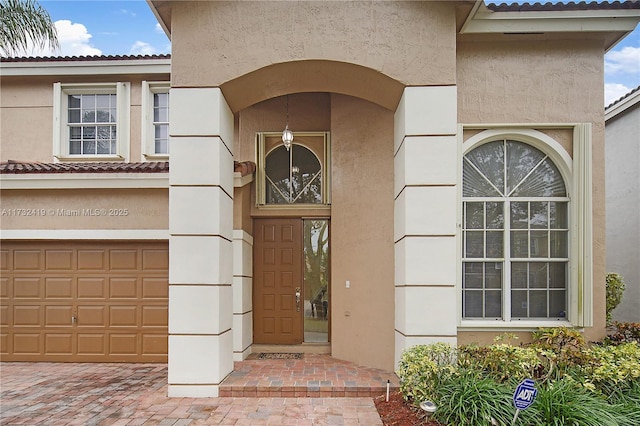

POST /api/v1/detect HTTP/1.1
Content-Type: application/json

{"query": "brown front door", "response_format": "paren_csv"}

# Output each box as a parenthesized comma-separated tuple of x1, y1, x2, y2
(253, 218, 303, 344)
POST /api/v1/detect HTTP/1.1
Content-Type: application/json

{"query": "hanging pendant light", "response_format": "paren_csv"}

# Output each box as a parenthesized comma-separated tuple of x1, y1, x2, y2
(282, 95, 293, 151)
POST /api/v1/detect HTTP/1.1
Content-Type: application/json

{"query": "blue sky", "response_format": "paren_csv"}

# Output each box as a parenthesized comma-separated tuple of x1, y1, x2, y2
(22, 0, 640, 106)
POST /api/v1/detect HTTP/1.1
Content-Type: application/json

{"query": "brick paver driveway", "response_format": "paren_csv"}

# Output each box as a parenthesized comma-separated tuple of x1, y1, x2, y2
(0, 363, 383, 425)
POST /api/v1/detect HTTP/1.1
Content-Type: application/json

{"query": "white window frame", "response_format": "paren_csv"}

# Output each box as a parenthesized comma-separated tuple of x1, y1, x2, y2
(53, 82, 130, 162)
(141, 81, 170, 161)
(458, 126, 593, 330)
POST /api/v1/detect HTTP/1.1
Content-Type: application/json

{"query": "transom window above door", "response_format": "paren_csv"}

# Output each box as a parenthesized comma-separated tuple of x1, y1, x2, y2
(256, 132, 331, 207)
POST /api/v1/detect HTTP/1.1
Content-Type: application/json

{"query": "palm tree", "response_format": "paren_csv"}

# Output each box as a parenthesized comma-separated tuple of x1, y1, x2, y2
(0, 0, 58, 57)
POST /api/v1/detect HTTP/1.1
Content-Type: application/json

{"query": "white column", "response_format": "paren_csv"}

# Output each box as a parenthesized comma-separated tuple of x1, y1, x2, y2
(168, 88, 235, 397)
(394, 86, 459, 367)
(233, 229, 253, 361)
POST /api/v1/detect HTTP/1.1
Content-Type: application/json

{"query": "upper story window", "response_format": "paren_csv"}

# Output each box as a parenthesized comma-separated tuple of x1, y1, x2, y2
(53, 82, 130, 162)
(67, 94, 117, 155)
(256, 132, 330, 207)
(462, 139, 569, 322)
(142, 81, 170, 159)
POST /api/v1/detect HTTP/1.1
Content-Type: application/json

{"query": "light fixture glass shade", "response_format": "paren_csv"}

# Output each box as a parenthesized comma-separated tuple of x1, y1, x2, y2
(282, 125, 293, 151)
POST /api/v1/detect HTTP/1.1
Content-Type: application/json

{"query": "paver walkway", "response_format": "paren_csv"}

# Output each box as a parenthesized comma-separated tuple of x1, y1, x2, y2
(0, 362, 384, 425)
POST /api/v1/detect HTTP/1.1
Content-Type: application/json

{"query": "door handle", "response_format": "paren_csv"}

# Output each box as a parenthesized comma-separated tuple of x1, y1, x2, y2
(295, 287, 301, 312)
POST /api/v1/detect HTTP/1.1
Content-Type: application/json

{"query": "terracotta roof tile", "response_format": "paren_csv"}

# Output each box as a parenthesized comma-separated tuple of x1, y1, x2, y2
(0, 160, 256, 176)
(605, 85, 640, 109)
(487, 1, 640, 12)
(0, 54, 171, 63)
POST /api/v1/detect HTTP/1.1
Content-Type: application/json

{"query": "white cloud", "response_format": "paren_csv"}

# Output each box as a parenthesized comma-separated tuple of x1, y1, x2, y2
(155, 23, 164, 34)
(605, 46, 640, 76)
(119, 9, 137, 17)
(18, 19, 102, 57)
(129, 41, 157, 55)
(605, 83, 632, 106)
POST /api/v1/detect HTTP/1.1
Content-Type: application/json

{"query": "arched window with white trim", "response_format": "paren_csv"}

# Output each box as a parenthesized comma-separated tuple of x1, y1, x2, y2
(462, 139, 570, 321)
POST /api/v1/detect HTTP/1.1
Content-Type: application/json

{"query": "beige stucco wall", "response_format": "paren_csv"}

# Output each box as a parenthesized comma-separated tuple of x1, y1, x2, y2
(329, 94, 394, 370)
(0, 188, 168, 229)
(457, 38, 607, 342)
(170, 1, 456, 110)
(0, 74, 169, 163)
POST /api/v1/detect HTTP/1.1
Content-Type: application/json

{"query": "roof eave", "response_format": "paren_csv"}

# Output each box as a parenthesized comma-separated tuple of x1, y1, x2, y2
(148, 0, 171, 39)
(605, 87, 640, 121)
(0, 58, 171, 77)
(461, 5, 640, 51)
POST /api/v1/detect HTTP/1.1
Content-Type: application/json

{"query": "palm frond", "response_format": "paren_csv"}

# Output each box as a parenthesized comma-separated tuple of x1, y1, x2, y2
(0, 0, 59, 57)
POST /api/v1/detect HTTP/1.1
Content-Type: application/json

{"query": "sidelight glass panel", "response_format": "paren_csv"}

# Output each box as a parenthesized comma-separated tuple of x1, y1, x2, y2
(304, 219, 329, 342)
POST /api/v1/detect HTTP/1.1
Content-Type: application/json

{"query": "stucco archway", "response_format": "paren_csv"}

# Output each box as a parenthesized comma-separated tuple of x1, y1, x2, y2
(220, 60, 405, 113)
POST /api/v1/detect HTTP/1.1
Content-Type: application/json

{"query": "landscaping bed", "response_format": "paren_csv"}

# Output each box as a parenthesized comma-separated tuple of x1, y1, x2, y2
(386, 323, 640, 426)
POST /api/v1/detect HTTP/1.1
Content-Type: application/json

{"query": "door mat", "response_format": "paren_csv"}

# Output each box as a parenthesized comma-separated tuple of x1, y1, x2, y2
(257, 353, 303, 360)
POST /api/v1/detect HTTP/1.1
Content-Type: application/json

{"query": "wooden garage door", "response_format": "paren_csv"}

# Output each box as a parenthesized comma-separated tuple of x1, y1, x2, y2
(0, 242, 168, 362)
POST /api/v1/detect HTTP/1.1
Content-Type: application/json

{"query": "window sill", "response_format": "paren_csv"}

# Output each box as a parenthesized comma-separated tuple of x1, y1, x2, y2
(55, 155, 124, 162)
(143, 154, 169, 161)
(459, 319, 575, 331)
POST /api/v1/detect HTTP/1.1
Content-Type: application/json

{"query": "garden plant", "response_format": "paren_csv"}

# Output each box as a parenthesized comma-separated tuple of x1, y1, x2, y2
(397, 324, 640, 426)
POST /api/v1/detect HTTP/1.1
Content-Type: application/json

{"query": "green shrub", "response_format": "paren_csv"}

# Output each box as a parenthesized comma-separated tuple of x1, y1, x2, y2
(433, 371, 535, 426)
(531, 327, 589, 379)
(398, 338, 640, 425)
(606, 272, 626, 325)
(396, 342, 457, 403)
(607, 322, 640, 345)
(533, 376, 634, 426)
(458, 344, 544, 383)
(582, 342, 640, 396)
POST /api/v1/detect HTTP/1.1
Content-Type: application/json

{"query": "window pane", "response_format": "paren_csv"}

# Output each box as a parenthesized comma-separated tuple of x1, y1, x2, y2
(549, 263, 566, 288)
(485, 262, 502, 289)
(69, 140, 81, 154)
(82, 126, 95, 139)
(506, 140, 546, 195)
(512, 158, 566, 197)
(68, 109, 80, 123)
(530, 291, 548, 317)
(529, 262, 548, 288)
(511, 262, 528, 288)
(511, 290, 527, 317)
(530, 231, 548, 258)
(82, 110, 95, 123)
(510, 231, 528, 257)
(465, 202, 484, 229)
(97, 138, 111, 154)
(549, 290, 566, 318)
(463, 159, 501, 197)
(68, 94, 81, 108)
(465, 231, 484, 258)
(511, 202, 528, 229)
(463, 263, 483, 289)
(464, 291, 483, 317)
(82, 94, 95, 108)
(486, 231, 503, 258)
(530, 202, 548, 229)
(83, 140, 96, 155)
(550, 202, 568, 229)
(154, 92, 168, 108)
(95, 94, 110, 108)
(465, 141, 505, 195)
(485, 290, 502, 318)
(486, 202, 504, 229)
(550, 231, 568, 258)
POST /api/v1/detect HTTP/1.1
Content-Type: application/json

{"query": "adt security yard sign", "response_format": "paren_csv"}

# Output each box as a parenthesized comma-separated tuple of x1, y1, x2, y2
(512, 379, 537, 424)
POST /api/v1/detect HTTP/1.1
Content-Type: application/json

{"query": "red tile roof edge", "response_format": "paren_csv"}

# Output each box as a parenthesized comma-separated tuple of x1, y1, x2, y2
(487, 1, 640, 12)
(0, 160, 257, 177)
(1, 54, 171, 63)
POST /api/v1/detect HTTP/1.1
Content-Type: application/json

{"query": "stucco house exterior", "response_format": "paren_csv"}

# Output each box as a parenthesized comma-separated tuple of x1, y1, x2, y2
(605, 86, 640, 323)
(2, 0, 640, 397)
